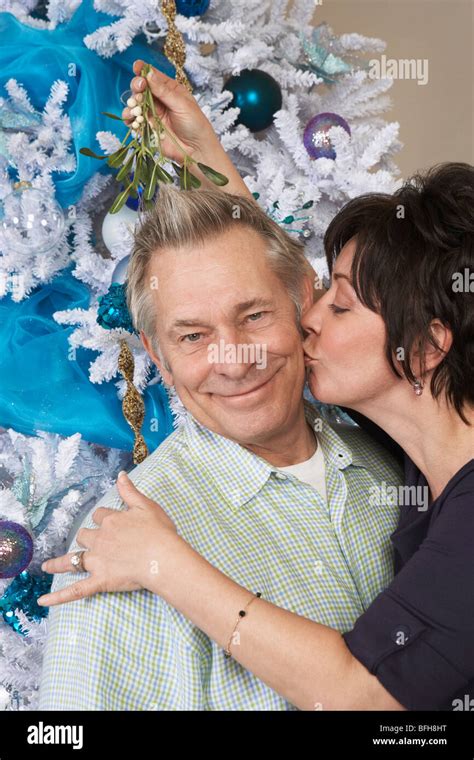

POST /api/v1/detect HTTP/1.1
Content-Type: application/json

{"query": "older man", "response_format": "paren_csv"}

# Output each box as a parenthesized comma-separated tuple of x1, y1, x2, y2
(38, 186, 402, 710)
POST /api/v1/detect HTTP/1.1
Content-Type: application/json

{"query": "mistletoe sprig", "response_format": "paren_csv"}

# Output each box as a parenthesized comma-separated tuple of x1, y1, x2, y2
(80, 63, 229, 214)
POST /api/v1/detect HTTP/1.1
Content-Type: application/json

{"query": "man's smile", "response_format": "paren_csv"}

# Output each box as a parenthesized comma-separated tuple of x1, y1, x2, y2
(209, 368, 280, 406)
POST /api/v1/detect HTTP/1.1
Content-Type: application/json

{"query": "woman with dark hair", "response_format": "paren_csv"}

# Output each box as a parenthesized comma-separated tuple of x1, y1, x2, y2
(39, 65, 473, 711)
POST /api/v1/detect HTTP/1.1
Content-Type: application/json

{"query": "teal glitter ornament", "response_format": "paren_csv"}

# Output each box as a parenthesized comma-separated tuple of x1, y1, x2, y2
(224, 69, 282, 132)
(0, 521, 34, 578)
(0, 570, 52, 635)
(97, 283, 135, 333)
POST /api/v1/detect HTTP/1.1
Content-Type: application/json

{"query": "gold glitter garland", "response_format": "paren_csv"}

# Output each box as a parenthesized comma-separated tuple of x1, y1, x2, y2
(114, 1, 190, 464)
(13, 180, 32, 191)
(118, 340, 148, 464)
(161, 0, 193, 92)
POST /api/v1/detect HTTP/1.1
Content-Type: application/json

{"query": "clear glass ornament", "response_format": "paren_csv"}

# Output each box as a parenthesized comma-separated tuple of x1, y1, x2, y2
(0, 183, 65, 255)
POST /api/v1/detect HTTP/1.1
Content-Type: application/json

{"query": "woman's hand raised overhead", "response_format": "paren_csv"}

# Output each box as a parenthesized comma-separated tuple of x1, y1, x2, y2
(122, 60, 254, 199)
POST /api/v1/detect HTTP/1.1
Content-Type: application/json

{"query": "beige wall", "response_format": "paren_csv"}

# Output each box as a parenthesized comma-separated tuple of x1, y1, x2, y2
(307, 0, 473, 179)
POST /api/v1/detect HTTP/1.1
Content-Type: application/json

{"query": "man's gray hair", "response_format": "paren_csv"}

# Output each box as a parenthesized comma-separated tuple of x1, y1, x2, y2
(126, 184, 313, 362)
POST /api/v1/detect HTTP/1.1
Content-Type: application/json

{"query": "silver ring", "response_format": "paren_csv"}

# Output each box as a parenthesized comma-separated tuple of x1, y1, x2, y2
(70, 550, 86, 573)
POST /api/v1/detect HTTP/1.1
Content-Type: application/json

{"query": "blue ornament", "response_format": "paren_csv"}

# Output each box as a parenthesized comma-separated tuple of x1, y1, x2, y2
(0, 570, 52, 634)
(224, 69, 282, 132)
(303, 112, 351, 160)
(176, 0, 210, 16)
(97, 283, 135, 333)
(124, 184, 144, 212)
(0, 521, 34, 579)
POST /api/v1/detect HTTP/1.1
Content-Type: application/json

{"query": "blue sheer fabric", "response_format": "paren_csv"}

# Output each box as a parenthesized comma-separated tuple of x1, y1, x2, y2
(0, 269, 175, 451)
(0, 0, 175, 207)
(0, 0, 176, 451)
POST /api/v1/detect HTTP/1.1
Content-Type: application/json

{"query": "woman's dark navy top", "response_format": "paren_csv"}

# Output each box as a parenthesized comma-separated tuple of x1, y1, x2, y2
(342, 455, 474, 711)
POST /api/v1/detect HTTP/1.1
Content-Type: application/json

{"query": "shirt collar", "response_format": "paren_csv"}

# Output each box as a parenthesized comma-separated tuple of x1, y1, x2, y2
(181, 401, 366, 510)
(302, 400, 368, 471)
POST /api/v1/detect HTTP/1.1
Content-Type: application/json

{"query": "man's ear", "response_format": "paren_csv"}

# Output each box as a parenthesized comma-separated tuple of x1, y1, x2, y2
(140, 331, 174, 386)
(300, 265, 326, 314)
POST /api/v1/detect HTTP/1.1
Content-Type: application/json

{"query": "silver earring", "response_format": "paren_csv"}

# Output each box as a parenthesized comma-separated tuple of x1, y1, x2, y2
(413, 379, 423, 396)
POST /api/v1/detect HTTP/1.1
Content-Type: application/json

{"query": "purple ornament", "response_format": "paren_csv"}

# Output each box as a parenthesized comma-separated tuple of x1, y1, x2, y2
(303, 112, 351, 160)
(0, 521, 34, 579)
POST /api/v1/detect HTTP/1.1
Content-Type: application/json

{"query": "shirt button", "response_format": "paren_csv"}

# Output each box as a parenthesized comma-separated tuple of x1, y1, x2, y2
(274, 472, 287, 480)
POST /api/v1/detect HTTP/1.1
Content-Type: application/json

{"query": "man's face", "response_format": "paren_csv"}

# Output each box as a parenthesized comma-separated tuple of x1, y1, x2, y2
(142, 225, 308, 446)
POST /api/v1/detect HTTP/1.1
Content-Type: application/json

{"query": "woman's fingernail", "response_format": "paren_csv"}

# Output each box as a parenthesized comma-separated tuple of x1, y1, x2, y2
(118, 470, 128, 481)
(146, 69, 155, 82)
(136, 77, 145, 89)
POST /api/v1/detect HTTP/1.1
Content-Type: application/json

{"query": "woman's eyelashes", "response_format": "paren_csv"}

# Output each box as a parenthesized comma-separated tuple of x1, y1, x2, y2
(328, 303, 350, 314)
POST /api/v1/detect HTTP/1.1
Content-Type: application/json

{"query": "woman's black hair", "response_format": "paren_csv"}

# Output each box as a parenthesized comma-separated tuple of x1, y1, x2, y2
(324, 162, 474, 424)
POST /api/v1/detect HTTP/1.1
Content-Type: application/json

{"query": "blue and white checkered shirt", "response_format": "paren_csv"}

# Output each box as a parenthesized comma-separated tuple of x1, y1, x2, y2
(39, 402, 402, 710)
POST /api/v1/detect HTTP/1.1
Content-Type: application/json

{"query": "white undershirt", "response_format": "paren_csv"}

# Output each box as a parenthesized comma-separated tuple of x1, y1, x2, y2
(278, 438, 327, 501)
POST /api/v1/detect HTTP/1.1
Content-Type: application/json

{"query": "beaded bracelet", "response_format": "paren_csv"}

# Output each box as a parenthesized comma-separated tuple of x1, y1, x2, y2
(224, 592, 262, 659)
